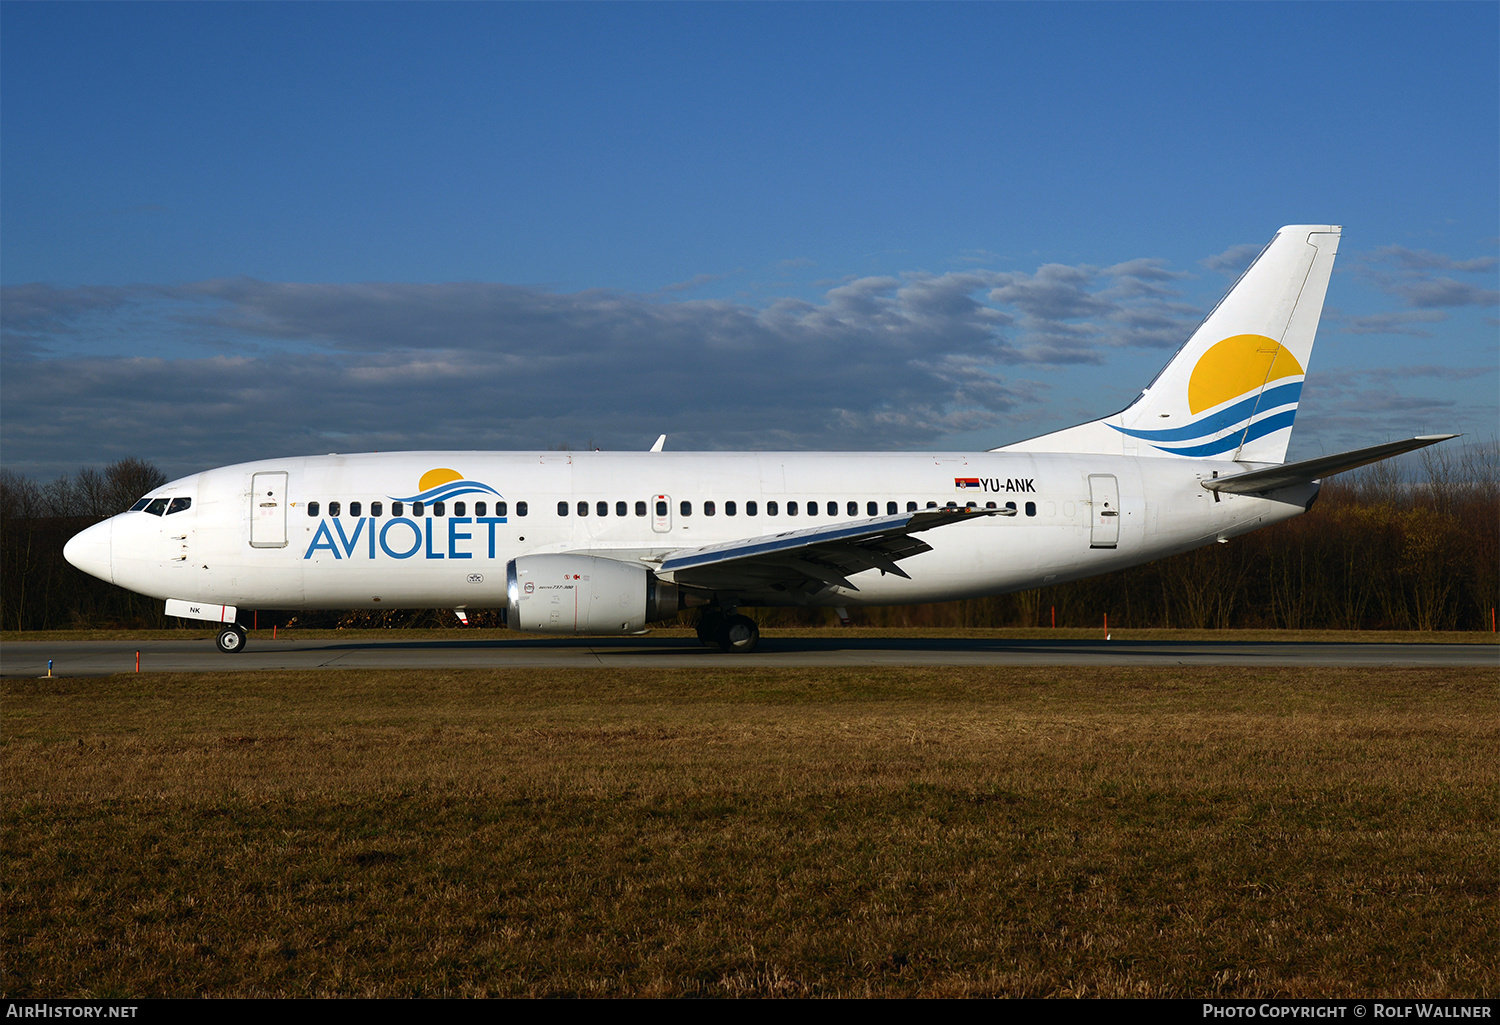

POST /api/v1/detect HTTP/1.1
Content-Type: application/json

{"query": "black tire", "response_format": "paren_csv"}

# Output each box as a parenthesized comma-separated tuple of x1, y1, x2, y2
(215, 625, 247, 654)
(696, 611, 726, 646)
(716, 614, 759, 654)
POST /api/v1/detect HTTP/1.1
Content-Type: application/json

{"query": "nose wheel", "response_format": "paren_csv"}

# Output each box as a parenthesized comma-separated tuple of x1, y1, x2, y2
(215, 624, 247, 654)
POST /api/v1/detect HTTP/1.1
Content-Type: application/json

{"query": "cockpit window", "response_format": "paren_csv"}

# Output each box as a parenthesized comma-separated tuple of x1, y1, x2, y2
(166, 497, 192, 515)
(143, 498, 170, 516)
(130, 498, 152, 512)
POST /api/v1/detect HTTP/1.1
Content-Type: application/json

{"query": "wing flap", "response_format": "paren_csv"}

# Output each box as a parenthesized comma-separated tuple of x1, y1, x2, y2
(659, 507, 1007, 594)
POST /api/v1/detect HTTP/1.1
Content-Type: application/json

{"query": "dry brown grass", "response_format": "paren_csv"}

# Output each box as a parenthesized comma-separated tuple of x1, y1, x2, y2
(3, 666, 1495, 997)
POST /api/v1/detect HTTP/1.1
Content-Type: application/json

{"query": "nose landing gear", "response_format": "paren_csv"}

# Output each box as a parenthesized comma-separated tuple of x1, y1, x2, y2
(215, 624, 247, 654)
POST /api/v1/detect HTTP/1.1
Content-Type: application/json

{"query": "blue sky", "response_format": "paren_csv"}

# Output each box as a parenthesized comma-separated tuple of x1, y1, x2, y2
(3, 1, 1495, 479)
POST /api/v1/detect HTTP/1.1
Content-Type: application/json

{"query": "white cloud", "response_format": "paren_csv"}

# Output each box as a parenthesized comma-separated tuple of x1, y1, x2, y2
(5, 240, 1490, 478)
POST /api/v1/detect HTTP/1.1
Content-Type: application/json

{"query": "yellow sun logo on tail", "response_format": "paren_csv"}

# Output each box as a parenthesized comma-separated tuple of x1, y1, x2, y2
(1188, 334, 1305, 414)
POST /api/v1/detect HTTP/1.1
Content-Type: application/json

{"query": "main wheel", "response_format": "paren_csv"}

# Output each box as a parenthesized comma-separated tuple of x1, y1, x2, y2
(696, 611, 726, 647)
(215, 625, 247, 654)
(717, 614, 759, 653)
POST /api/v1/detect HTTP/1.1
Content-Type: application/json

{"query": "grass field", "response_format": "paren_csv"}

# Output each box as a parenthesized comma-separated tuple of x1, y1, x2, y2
(2, 665, 1495, 997)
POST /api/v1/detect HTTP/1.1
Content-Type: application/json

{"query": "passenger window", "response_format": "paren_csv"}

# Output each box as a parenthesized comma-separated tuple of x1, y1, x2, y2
(946, 502, 958, 509)
(704, 501, 716, 516)
(787, 501, 798, 516)
(986, 501, 997, 509)
(433, 501, 444, 517)
(887, 501, 897, 515)
(966, 501, 977, 509)
(828, 501, 838, 516)
(725, 501, 736, 516)
(597, 501, 608, 517)
(636, 501, 647, 516)
(767, 501, 778, 516)
(806, 501, 817, 517)
(413, 501, 425, 516)
(1006, 502, 1017, 513)
(496, 502, 507, 517)
(517, 501, 527, 516)
(307, 501, 319, 517)
(166, 497, 192, 515)
(907, 502, 918, 512)
(392, 502, 403, 516)
(680, 500, 692, 517)
(329, 501, 341, 517)
(867, 501, 878, 516)
(848, 501, 858, 516)
(655, 500, 667, 517)
(616, 501, 628, 517)
(371, 501, 383, 517)
(577, 501, 589, 517)
(558, 501, 569, 516)
(926, 502, 938, 509)
(350, 501, 362, 517)
(475, 501, 485, 516)
(1026, 502, 1037, 516)
(747, 501, 758, 516)
(453, 501, 464, 517)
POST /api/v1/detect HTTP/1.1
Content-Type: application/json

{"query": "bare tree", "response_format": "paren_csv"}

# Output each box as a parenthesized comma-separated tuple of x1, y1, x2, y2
(101, 458, 167, 515)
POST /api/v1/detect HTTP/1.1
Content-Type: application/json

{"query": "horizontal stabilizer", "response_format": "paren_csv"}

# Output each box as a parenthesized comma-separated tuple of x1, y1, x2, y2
(1202, 435, 1459, 495)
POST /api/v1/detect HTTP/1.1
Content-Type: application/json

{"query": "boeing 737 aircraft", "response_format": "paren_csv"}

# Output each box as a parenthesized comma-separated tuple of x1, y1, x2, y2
(64, 225, 1455, 653)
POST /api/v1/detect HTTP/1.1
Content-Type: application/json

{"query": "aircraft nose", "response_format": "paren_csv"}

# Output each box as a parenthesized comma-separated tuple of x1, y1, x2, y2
(64, 519, 114, 584)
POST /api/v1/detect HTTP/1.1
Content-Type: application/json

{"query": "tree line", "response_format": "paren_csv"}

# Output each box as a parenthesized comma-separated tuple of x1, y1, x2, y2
(2, 448, 1495, 632)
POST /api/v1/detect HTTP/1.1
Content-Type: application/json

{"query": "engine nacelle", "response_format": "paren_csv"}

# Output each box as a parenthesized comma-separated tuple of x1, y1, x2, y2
(505, 554, 688, 634)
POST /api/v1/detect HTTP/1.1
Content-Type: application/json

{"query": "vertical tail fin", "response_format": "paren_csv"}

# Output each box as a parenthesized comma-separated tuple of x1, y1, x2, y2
(1000, 224, 1341, 462)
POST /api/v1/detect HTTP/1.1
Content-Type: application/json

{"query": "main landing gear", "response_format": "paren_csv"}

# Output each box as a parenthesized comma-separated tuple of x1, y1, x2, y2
(695, 609, 760, 653)
(215, 624, 247, 654)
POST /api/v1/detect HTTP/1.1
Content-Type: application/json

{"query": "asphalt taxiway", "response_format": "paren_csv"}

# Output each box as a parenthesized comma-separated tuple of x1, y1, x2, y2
(2, 635, 1495, 677)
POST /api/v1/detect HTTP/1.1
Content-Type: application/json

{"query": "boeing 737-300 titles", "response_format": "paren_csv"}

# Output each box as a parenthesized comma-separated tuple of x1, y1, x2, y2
(63, 225, 1457, 653)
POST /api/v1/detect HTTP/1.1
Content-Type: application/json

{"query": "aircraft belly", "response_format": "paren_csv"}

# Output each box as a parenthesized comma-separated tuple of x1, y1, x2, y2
(299, 557, 508, 608)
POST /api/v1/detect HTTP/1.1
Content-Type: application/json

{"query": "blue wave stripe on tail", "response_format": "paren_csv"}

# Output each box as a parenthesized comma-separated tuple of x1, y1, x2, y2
(1148, 408, 1299, 457)
(1110, 381, 1302, 442)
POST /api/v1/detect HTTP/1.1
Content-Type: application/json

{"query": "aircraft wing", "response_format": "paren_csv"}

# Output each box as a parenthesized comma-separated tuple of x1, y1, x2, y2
(656, 507, 1007, 595)
(1201, 434, 1459, 495)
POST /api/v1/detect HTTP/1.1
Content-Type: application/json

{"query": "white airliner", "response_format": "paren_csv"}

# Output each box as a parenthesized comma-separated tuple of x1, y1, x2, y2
(64, 225, 1454, 653)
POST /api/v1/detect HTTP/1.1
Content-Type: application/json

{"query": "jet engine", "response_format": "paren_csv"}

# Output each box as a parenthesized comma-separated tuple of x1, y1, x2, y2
(505, 554, 695, 634)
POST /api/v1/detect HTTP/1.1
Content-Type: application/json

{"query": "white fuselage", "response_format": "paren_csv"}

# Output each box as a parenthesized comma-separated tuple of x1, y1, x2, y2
(74, 449, 1316, 612)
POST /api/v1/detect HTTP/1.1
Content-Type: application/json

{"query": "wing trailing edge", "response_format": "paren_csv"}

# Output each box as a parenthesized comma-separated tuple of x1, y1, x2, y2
(658, 507, 1007, 593)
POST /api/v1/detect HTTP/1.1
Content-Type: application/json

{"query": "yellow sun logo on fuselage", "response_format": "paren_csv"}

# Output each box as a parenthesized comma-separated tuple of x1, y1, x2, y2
(1188, 334, 1304, 414)
(418, 467, 465, 493)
